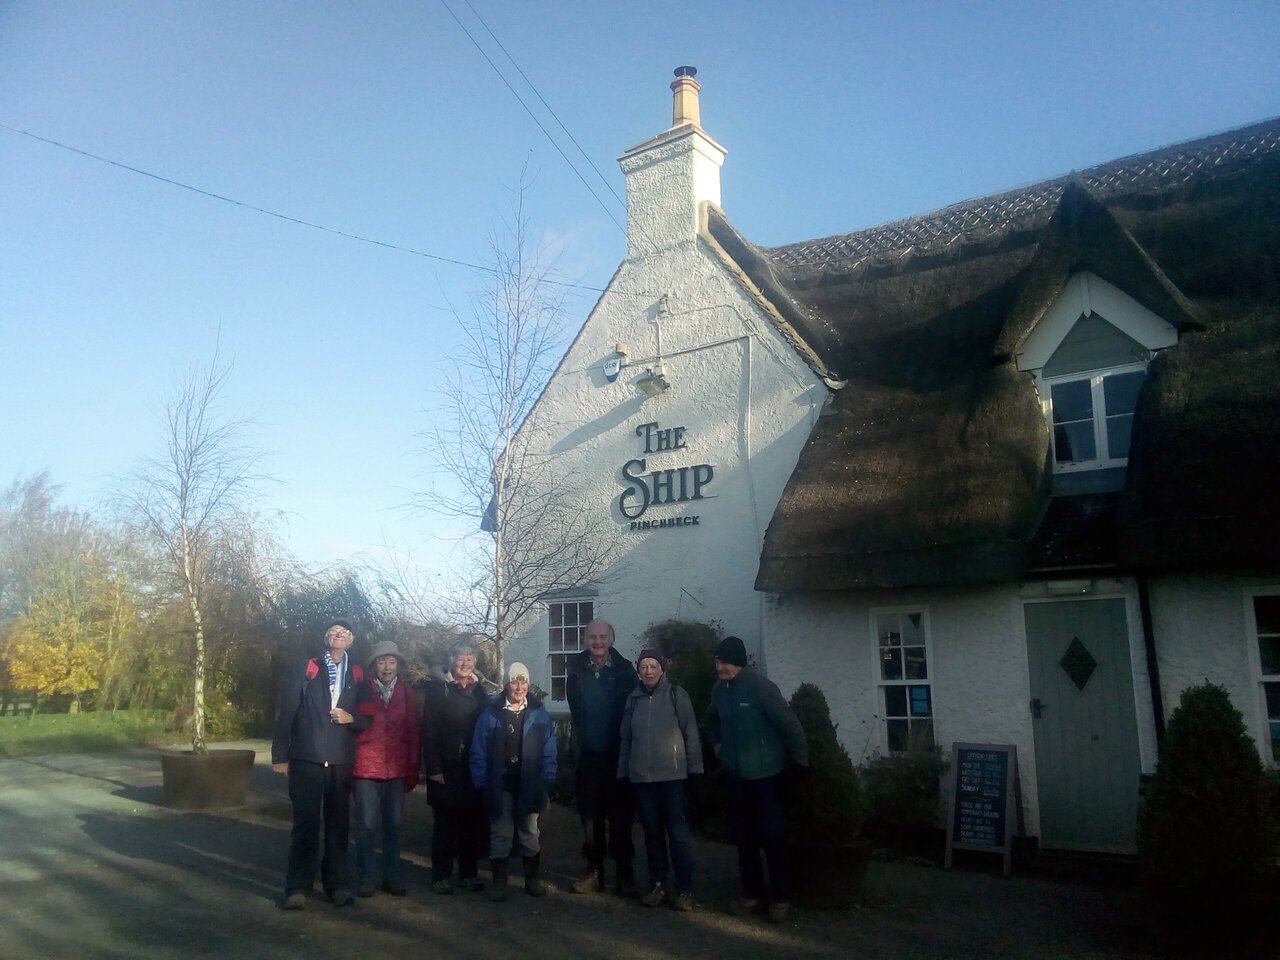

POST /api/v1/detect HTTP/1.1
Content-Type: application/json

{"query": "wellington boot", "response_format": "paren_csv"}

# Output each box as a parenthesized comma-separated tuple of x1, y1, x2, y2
(487, 859, 509, 902)
(616, 861, 640, 898)
(523, 854, 547, 897)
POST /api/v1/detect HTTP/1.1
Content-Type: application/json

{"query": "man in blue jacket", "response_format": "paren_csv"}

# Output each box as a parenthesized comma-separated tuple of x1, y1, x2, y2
(707, 635, 808, 923)
(272, 618, 369, 910)
(565, 619, 639, 896)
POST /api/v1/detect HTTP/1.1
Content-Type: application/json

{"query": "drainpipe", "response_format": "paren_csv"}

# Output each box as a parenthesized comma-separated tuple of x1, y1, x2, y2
(1136, 574, 1166, 748)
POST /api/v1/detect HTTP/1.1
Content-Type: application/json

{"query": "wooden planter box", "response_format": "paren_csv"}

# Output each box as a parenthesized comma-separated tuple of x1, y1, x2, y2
(789, 838, 872, 910)
(160, 748, 256, 811)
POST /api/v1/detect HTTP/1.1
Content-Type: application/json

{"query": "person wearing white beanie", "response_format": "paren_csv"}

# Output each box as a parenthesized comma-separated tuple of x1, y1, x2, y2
(468, 660, 557, 900)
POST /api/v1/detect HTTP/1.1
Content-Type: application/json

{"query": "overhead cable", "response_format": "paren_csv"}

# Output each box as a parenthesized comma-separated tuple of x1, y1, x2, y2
(437, 0, 626, 235)
(0, 121, 625, 296)
(460, 0, 624, 209)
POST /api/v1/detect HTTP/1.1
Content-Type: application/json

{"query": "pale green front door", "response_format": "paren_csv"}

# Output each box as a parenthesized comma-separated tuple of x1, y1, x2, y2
(1024, 598, 1142, 853)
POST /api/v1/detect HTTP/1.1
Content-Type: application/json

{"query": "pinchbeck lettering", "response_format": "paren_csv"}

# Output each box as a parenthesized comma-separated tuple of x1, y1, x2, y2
(628, 516, 700, 531)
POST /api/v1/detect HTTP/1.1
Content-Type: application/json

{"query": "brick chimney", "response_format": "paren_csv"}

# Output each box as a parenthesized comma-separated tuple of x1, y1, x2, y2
(618, 66, 727, 258)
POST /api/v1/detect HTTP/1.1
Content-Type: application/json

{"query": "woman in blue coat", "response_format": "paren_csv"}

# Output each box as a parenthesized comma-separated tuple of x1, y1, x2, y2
(469, 661, 557, 901)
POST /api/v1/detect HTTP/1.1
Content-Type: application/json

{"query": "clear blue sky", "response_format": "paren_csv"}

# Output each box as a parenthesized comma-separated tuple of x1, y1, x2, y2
(4, 1, 1279, 575)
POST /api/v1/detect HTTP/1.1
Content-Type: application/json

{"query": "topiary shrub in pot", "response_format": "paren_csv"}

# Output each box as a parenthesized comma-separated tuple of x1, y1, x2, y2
(786, 682, 870, 908)
(1139, 682, 1277, 949)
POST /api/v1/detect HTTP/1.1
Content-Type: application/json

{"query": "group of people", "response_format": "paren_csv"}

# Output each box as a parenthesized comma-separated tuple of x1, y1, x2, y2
(270, 617, 809, 922)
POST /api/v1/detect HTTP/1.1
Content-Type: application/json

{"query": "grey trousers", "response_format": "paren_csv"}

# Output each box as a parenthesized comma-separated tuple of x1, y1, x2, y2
(489, 790, 541, 859)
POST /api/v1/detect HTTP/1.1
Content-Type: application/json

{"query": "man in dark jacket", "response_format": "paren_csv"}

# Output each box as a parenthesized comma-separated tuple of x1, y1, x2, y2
(272, 618, 369, 910)
(469, 661, 557, 901)
(707, 635, 809, 923)
(421, 638, 491, 894)
(565, 618, 639, 896)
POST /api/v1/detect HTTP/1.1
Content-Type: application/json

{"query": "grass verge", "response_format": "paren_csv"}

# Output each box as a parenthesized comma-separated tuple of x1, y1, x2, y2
(0, 710, 177, 758)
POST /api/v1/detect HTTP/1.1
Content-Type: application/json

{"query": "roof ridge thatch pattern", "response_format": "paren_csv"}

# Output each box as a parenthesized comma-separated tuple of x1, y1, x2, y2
(765, 118, 1280, 269)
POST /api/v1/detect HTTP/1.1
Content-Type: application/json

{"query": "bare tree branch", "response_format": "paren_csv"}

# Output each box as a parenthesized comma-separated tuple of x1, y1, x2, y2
(413, 178, 616, 676)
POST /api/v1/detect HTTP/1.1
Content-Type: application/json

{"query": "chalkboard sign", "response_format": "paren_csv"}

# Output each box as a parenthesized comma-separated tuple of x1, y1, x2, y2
(945, 742, 1017, 875)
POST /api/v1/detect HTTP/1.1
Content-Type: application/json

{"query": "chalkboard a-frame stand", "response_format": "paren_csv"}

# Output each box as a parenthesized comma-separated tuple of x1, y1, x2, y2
(944, 742, 1017, 876)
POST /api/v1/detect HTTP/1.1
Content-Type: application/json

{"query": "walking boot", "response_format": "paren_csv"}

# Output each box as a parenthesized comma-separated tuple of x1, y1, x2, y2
(616, 861, 640, 898)
(523, 854, 547, 897)
(487, 858, 509, 902)
(571, 863, 602, 894)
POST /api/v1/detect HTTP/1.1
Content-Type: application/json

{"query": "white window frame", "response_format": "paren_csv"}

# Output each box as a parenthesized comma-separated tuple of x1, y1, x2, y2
(1244, 587, 1280, 767)
(1042, 361, 1147, 473)
(546, 597, 594, 702)
(869, 606, 934, 754)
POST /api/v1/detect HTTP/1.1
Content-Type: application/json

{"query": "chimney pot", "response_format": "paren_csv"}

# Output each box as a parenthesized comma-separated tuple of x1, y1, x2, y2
(670, 65, 701, 128)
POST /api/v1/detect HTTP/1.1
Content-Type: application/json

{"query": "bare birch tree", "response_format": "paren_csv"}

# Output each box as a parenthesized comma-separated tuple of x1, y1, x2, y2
(415, 184, 615, 678)
(126, 356, 263, 753)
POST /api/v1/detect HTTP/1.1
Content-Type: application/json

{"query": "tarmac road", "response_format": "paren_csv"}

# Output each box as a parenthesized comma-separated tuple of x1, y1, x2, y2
(0, 741, 1168, 960)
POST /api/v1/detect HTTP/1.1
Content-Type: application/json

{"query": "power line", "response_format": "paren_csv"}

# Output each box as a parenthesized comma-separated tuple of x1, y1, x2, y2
(0, 121, 625, 296)
(460, 0, 624, 209)
(437, 0, 626, 235)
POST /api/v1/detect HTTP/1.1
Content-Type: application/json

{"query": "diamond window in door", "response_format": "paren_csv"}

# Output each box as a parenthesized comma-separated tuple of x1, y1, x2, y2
(1059, 636, 1098, 691)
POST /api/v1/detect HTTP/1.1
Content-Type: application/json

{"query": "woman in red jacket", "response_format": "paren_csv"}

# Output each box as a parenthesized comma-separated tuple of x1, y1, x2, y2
(353, 640, 420, 897)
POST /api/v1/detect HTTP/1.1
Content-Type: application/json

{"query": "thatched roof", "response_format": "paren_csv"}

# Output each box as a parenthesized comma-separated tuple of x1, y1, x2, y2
(711, 118, 1280, 591)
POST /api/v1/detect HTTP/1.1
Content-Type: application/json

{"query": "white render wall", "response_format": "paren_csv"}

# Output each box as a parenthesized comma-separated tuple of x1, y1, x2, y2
(1148, 573, 1280, 766)
(763, 584, 1048, 837)
(503, 243, 826, 700)
(501, 125, 826, 709)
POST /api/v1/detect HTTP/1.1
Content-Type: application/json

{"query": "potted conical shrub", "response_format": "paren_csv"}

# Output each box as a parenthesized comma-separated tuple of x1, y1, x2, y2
(1139, 682, 1277, 951)
(786, 682, 870, 908)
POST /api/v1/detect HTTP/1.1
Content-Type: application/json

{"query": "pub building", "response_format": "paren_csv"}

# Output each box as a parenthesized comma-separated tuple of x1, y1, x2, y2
(498, 67, 1280, 854)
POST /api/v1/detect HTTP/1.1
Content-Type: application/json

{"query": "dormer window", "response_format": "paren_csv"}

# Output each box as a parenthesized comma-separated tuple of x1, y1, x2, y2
(1047, 364, 1145, 471)
(1015, 272, 1178, 486)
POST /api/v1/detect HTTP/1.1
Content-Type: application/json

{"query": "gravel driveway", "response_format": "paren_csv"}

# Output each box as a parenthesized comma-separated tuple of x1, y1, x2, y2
(0, 741, 1172, 960)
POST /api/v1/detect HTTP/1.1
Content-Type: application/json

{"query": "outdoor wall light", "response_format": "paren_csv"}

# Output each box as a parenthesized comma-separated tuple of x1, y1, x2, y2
(1045, 579, 1094, 596)
(634, 363, 670, 398)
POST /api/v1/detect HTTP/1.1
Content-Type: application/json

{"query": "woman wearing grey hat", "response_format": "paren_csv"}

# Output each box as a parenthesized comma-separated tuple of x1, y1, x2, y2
(352, 640, 420, 898)
(421, 638, 491, 894)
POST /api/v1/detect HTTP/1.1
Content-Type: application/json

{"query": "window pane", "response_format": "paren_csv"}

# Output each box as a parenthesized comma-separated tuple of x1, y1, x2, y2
(886, 718, 908, 753)
(549, 628, 564, 652)
(1051, 380, 1093, 424)
(552, 678, 566, 701)
(881, 648, 903, 682)
(908, 719, 935, 752)
(1266, 681, 1280, 719)
(908, 684, 932, 717)
(884, 685, 907, 717)
(549, 604, 563, 627)
(578, 601, 594, 625)
(550, 654, 567, 676)
(877, 614, 901, 647)
(1255, 596, 1280, 635)
(1259, 636, 1280, 676)
(903, 613, 924, 645)
(1054, 422, 1097, 463)
(905, 646, 928, 680)
(1103, 370, 1144, 417)
(1106, 413, 1134, 459)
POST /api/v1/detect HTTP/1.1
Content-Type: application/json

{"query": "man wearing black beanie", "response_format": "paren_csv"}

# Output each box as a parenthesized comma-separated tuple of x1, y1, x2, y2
(707, 635, 808, 923)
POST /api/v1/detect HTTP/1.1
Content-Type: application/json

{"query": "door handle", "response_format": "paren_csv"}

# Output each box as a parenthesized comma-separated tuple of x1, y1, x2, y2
(1031, 698, 1047, 719)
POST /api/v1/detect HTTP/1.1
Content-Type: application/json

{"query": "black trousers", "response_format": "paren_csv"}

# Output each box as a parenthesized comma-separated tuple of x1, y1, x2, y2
(285, 760, 353, 895)
(576, 751, 635, 866)
(430, 804, 488, 881)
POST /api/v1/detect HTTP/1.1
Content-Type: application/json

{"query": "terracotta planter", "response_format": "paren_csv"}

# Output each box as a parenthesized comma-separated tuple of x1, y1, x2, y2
(788, 838, 872, 909)
(160, 748, 257, 810)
